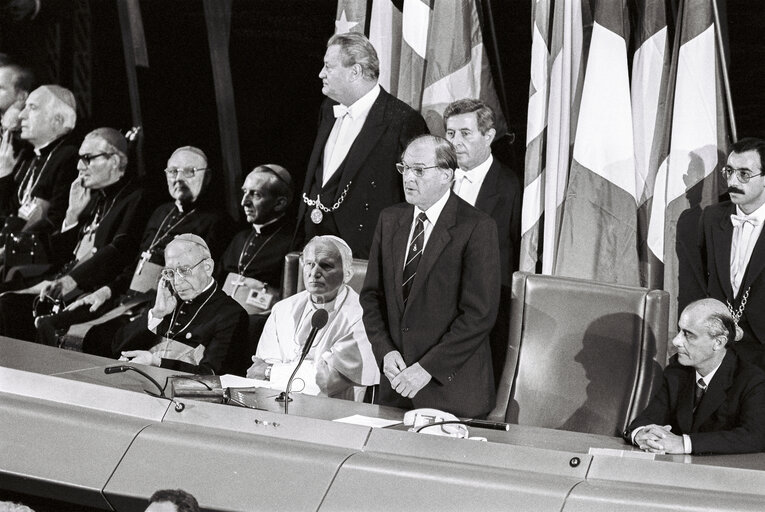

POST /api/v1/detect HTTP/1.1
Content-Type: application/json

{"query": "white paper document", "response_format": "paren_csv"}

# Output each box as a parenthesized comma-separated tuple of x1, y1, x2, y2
(333, 414, 402, 428)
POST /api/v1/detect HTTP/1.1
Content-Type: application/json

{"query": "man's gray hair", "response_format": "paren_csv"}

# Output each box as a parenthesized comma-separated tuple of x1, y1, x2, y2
(327, 32, 379, 81)
(36, 85, 76, 131)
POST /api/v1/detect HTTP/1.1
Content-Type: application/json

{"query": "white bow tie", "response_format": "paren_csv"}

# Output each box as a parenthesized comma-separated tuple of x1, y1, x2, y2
(454, 169, 472, 183)
(333, 104, 350, 118)
(731, 214, 761, 228)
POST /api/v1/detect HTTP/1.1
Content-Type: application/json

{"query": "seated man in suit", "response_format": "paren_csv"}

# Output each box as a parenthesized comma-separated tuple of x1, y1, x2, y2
(0, 127, 148, 341)
(360, 135, 500, 418)
(35, 145, 233, 351)
(246, 235, 379, 401)
(115, 234, 249, 375)
(218, 164, 294, 343)
(626, 298, 765, 455)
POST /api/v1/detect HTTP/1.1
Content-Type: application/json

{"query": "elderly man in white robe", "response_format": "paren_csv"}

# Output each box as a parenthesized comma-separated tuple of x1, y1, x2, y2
(246, 235, 379, 401)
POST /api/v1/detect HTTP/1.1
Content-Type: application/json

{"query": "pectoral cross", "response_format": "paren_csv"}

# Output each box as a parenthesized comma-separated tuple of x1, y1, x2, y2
(135, 250, 151, 275)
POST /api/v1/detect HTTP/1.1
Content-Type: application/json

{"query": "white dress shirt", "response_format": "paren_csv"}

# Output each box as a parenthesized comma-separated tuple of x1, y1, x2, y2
(729, 202, 765, 296)
(322, 84, 381, 185)
(453, 154, 493, 206)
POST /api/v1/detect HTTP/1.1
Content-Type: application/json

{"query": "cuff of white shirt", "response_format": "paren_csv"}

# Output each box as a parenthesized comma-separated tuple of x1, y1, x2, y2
(61, 218, 78, 232)
(630, 426, 644, 445)
(683, 434, 692, 454)
(147, 309, 162, 333)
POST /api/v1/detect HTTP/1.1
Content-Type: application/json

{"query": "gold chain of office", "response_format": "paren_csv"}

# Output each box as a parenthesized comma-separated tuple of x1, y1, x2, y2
(726, 286, 750, 326)
(302, 180, 352, 224)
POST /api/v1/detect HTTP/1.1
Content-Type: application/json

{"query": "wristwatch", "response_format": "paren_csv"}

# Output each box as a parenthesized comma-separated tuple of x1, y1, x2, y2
(264, 365, 272, 381)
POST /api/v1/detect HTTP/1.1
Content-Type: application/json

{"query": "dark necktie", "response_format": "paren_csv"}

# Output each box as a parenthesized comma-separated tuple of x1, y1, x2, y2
(693, 377, 705, 411)
(402, 212, 427, 305)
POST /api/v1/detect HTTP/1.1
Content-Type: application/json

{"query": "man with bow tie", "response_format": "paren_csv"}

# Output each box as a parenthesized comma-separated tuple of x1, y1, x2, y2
(296, 32, 427, 259)
(625, 299, 765, 455)
(444, 99, 521, 384)
(694, 138, 765, 370)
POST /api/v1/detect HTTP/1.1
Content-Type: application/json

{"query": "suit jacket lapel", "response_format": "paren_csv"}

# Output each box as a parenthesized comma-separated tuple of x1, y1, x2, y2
(392, 206, 412, 313)
(335, 90, 390, 199)
(475, 160, 499, 215)
(676, 369, 695, 434)
(692, 351, 735, 431)
(713, 204, 735, 300)
(740, 222, 765, 295)
(404, 193, 457, 310)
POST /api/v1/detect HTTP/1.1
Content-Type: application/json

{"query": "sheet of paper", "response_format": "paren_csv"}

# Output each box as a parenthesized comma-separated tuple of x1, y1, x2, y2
(333, 414, 402, 428)
(588, 447, 656, 460)
(219, 374, 273, 389)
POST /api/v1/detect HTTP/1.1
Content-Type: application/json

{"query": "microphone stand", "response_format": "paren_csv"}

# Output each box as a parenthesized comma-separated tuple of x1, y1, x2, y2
(104, 365, 166, 398)
(276, 308, 329, 413)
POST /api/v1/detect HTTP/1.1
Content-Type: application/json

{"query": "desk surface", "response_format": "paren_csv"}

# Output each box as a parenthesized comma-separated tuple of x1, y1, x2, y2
(3, 336, 765, 512)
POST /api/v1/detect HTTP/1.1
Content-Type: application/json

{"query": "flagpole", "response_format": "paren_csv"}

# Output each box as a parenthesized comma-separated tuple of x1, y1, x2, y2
(710, 0, 737, 142)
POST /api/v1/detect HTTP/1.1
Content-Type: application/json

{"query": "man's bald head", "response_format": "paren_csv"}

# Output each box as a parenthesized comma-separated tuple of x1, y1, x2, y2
(685, 298, 741, 346)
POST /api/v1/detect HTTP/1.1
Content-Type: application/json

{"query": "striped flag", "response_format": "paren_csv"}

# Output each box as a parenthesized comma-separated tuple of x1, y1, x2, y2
(520, 0, 583, 274)
(335, 0, 368, 34)
(631, 0, 671, 288)
(369, 0, 403, 95)
(647, 0, 730, 323)
(419, 0, 506, 137)
(555, 0, 640, 285)
(396, 0, 431, 111)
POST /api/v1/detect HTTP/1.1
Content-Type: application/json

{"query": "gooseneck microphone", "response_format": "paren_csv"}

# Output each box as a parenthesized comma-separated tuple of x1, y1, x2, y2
(276, 308, 329, 413)
(104, 365, 166, 398)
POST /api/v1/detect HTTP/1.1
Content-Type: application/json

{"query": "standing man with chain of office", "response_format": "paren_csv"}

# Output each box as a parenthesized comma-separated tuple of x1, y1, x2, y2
(297, 32, 426, 258)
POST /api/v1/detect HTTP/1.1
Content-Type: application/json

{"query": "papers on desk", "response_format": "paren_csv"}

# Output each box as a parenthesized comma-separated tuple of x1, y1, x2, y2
(334, 414, 402, 428)
(219, 365, 321, 396)
(588, 447, 656, 460)
(219, 374, 273, 389)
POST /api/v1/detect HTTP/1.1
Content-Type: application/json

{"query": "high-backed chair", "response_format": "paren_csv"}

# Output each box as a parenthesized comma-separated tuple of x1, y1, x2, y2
(281, 251, 368, 298)
(488, 271, 669, 437)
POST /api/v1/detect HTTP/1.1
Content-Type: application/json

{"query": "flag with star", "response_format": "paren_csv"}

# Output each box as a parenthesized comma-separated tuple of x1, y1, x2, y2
(335, 0, 367, 34)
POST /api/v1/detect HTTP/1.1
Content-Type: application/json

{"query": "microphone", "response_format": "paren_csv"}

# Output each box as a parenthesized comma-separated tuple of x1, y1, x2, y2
(277, 308, 329, 412)
(103, 364, 166, 398)
(104, 365, 130, 374)
(462, 419, 511, 431)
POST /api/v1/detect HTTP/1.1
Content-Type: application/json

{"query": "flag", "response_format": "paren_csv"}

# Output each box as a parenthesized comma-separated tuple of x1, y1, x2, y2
(419, 0, 507, 137)
(631, 0, 670, 288)
(397, 0, 431, 111)
(647, 0, 730, 324)
(335, 0, 368, 34)
(369, 0, 403, 95)
(520, 0, 583, 274)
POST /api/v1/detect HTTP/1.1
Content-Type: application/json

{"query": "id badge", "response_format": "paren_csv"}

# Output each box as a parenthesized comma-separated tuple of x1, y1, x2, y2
(247, 288, 274, 310)
(17, 202, 35, 220)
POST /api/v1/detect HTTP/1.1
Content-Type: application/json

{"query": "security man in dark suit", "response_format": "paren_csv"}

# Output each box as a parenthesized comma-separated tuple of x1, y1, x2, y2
(297, 32, 427, 258)
(361, 135, 500, 418)
(626, 298, 765, 455)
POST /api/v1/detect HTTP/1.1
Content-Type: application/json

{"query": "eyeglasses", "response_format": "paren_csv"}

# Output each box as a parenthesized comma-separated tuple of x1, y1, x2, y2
(164, 167, 208, 179)
(161, 258, 207, 280)
(78, 153, 113, 166)
(721, 165, 764, 184)
(395, 163, 441, 178)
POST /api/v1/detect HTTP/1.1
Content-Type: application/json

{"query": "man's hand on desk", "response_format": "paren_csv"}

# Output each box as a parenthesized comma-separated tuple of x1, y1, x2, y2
(634, 424, 685, 454)
(391, 362, 431, 398)
(119, 350, 161, 367)
(246, 356, 269, 379)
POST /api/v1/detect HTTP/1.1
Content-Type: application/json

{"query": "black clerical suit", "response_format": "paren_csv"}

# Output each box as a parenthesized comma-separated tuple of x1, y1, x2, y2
(626, 351, 765, 455)
(0, 177, 148, 341)
(0, 132, 79, 233)
(112, 282, 249, 375)
(35, 200, 232, 349)
(297, 88, 427, 258)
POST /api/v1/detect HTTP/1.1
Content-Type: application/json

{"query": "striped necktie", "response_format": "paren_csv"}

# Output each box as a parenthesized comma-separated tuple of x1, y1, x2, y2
(402, 212, 427, 305)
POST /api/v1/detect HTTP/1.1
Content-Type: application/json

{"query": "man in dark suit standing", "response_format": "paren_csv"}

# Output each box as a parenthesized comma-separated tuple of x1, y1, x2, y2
(360, 135, 500, 418)
(298, 32, 427, 259)
(626, 299, 765, 455)
(693, 138, 765, 368)
(444, 99, 521, 383)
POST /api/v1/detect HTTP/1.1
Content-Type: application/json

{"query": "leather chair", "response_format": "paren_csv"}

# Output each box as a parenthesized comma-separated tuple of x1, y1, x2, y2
(281, 251, 368, 298)
(488, 271, 669, 437)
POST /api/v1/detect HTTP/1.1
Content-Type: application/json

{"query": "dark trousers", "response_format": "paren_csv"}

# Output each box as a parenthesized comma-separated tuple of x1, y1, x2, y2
(0, 292, 37, 341)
